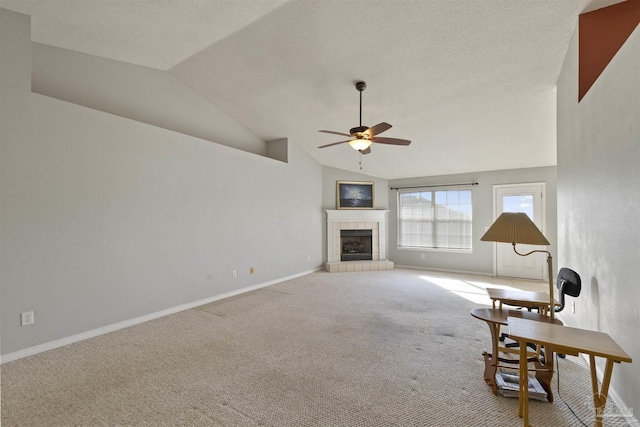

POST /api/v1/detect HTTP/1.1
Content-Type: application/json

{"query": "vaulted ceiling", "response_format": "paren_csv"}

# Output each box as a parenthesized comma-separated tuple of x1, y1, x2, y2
(0, 0, 622, 179)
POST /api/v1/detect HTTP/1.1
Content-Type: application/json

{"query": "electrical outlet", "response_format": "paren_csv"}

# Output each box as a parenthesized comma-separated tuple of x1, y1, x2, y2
(21, 311, 34, 326)
(421, 253, 426, 259)
(571, 301, 576, 313)
(232, 270, 237, 279)
(250, 267, 254, 274)
(307, 255, 311, 262)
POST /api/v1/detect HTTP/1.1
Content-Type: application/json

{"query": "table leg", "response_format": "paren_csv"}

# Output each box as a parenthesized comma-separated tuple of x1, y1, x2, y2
(534, 344, 555, 403)
(490, 322, 500, 364)
(518, 340, 529, 426)
(481, 321, 501, 395)
(590, 355, 615, 427)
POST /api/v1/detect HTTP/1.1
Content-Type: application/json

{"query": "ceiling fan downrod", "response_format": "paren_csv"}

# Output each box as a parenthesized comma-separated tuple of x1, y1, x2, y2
(352, 81, 367, 134)
(356, 81, 366, 127)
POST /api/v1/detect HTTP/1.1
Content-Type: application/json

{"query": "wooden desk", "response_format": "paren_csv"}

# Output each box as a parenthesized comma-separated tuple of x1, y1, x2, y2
(470, 308, 562, 400)
(487, 288, 559, 315)
(508, 317, 632, 427)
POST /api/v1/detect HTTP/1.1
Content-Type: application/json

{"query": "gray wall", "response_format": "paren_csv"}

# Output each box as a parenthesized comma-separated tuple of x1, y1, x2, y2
(388, 167, 557, 275)
(1, 10, 322, 357)
(557, 23, 639, 412)
(31, 42, 268, 156)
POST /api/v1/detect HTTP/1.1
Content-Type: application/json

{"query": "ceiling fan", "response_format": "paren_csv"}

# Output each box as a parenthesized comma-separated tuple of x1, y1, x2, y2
(318, 81, 411, 155)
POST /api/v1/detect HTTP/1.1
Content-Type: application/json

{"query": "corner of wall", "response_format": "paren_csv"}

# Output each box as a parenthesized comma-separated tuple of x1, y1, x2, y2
(267, 138, 288, 163)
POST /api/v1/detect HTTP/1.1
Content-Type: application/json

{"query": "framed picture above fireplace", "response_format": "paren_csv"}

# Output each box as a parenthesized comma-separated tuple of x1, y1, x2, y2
(336, 181, 374, 209)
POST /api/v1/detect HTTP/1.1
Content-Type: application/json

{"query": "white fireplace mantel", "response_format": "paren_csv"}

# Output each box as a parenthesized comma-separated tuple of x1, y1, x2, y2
(325, 209, 390, 222)
(325, 209, 390, 264)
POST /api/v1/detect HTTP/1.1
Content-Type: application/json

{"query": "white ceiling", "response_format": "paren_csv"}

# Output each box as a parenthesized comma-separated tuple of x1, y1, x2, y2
(0, 0, 622, 179)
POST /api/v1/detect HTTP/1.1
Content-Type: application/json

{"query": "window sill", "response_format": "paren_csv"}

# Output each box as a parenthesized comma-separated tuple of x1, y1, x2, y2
(396, 246, 472, 254)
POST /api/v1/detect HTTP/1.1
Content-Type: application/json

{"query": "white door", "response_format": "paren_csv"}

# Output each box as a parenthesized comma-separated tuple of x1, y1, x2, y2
(494, 184, 546, 280)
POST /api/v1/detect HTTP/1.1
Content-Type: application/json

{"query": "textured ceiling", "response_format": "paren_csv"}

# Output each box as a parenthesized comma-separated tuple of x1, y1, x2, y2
(0, 0, 624, 179)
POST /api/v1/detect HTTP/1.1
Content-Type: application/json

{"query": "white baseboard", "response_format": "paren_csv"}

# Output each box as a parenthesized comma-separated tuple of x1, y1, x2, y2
(394, 264, 493, 277)
(606, 384, 639, 427)
(0, 268, 320, 364)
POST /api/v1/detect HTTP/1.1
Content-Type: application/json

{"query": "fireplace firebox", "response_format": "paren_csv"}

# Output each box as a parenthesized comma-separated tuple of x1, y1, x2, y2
(340, 229, 373, 261)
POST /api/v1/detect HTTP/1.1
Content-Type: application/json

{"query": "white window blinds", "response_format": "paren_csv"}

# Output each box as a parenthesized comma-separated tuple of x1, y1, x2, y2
(398, 189, 473, 250)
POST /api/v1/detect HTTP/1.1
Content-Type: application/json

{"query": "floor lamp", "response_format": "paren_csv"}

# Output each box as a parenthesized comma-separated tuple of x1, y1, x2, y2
(481, 212, 555, 319)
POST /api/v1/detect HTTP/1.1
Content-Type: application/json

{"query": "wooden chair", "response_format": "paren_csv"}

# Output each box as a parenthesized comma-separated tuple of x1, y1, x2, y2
(500, 268, 582, 360)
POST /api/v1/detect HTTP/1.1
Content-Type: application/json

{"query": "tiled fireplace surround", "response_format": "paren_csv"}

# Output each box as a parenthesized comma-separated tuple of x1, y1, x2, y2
(325, 210, 394, 273)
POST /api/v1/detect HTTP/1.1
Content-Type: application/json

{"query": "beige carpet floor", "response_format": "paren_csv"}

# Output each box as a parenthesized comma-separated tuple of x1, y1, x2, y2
(1, 269, 634, 426)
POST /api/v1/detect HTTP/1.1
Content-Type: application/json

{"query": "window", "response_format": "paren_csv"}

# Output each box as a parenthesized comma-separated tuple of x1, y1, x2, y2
(397, 189, 472, 250)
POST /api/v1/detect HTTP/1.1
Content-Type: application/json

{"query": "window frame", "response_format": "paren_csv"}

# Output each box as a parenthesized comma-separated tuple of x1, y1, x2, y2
(396, 187, 473, 253)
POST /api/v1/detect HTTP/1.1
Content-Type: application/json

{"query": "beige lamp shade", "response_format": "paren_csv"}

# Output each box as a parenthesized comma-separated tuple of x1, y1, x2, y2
(480, 212, 550, 246)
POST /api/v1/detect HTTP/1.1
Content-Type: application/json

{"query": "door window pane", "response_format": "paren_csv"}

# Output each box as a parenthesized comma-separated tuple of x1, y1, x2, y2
(502, 195, 534, 219)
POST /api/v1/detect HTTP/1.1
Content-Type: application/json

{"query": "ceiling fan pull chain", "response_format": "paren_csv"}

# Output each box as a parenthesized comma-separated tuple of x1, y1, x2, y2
(359, 152, 363, 170)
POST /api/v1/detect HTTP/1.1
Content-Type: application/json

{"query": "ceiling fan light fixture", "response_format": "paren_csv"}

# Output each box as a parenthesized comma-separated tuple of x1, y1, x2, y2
(348, 138, 372, 151)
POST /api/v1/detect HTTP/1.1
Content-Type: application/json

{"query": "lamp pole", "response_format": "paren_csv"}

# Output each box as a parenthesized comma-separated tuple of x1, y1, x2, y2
(512, 243, 554, 319)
